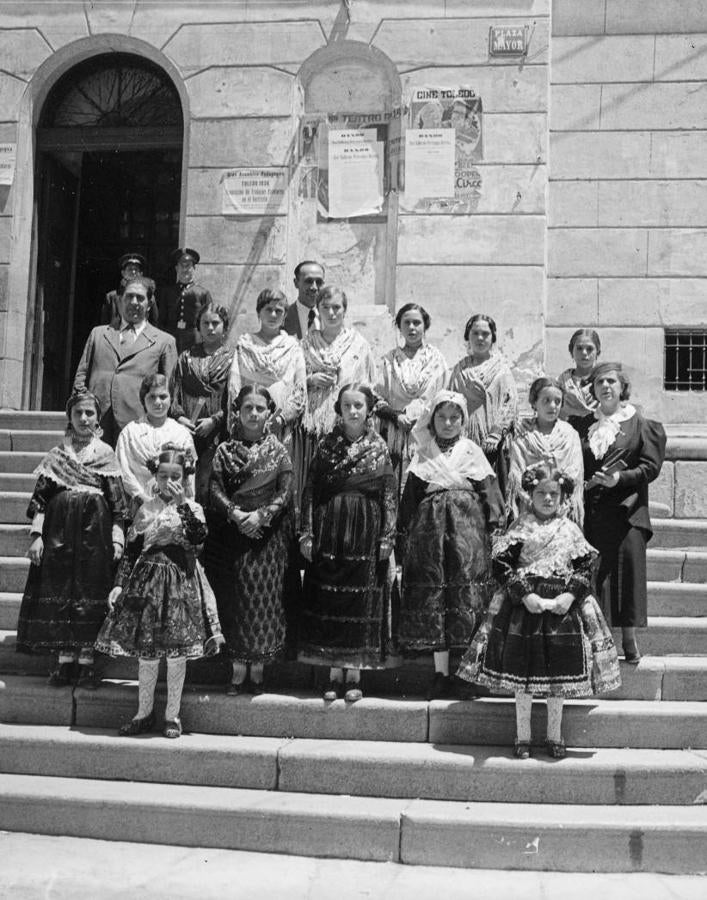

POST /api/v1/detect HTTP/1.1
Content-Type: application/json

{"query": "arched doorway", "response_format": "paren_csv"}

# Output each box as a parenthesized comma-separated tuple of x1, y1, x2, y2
(32, 52, 184, 409)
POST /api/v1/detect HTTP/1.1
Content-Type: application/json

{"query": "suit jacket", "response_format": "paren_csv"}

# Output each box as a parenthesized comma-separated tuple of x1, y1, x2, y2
(283, 302, 303, 339)
(73, 323, 178, 431)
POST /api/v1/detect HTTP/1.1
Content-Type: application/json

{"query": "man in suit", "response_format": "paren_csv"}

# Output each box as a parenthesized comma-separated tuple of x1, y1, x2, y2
(74, 276, 178, 445)
(282, 259, 325, 339)
(100, 252, 158, 327)
(157, 247, 212, 354)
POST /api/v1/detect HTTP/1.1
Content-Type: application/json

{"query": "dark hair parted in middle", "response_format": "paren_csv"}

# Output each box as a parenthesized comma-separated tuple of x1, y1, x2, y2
(255, 288, 288, 315)
(316, 285, 348, 310)
(521, 462, 575, 500)
(233, 384, 276, 414)
(197, 300, 229, 330)
(464, 313, 497, 343)
(139, 373, 170, 405)
(568, 328, 601, 355)
(334, 382, 377, 416)
(528, 376, 565, 407)
(395, 302, 431, 331)
(590, 362, 631, 401)
(145, 442, 196, 476)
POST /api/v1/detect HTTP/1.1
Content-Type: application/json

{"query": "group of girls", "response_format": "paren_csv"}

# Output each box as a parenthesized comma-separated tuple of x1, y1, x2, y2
(16, 292, 666, 758)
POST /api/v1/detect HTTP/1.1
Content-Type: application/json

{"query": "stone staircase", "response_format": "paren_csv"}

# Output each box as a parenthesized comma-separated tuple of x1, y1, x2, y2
(0, 410, 705, 873)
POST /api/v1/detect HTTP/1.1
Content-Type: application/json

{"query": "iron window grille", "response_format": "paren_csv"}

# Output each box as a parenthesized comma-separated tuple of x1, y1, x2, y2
(664, 329, 707, 391)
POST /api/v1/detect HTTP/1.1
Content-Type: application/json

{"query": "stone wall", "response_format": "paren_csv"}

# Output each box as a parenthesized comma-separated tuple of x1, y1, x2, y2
(548, 0, 707, 423)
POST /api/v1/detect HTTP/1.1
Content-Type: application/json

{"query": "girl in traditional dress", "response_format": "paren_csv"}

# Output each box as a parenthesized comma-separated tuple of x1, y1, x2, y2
(558, 328, 601, 424)
(16, 390, 127, 688)
(448, 314, 518, 494)
(577, 362, 666, 664)
(397, 389, 504, 700)
(206, 385, 298, 695)
(457, 463, 621, 759)
(376, 303, 449, 493)
(96, 445, 223, 738)
(507, 377, 584, 525)
(170, 301, 233, 504)
(301, 287, 377, 500)
(116, 373, 196, 511)
(298, 383, 397, 702)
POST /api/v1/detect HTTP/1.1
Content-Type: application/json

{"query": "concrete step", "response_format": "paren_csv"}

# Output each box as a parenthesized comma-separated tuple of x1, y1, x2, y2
(0, 594, 21, 629)
(0, 451, 44, 474)
(1, 724, 705, 807)
(652, 519, 707, 550)
(647, 548, 707, 583)
(0, 773, 704, 873)
(0, 494, 30, 526)
(0, 431, 63, 452)
(649, 582, 706, 617)
(0, 411, 66, 431)
(0, 473, 36, 492)
(0, 557, 28, 592)
(637, 617, 707, 654)
(0, 525, 30, 559)
(2, 677, 706, 749)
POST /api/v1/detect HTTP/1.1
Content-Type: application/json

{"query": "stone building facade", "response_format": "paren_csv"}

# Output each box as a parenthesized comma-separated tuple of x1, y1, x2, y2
(0, 0, 705, 423)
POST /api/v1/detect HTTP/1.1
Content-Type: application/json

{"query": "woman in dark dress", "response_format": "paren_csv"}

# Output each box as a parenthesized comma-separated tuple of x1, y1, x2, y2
(397, 389, 505, 700)
(206, 385, 298, 695)
(16, 390, 127, 688)
(170, 302, 233, 504)
(298, 383, 397, 702)
(577, 362, 666, 663)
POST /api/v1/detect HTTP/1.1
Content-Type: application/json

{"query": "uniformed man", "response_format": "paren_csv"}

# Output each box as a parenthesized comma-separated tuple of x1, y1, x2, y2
(157, 248, 213, 354)
(101, 252, 158, 326)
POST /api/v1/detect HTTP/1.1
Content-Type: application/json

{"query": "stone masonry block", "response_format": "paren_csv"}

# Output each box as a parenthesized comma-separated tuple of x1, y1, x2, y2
(552, 0, 606, 36)
(186, 68, 293, 119)
(597, 278, 707, 327)
(674, 462, 707, 518)
(398, 215, 545, 266)
(598, 181, 707, 228)
(375, 18, 549, 67)
(402, 66, 548, 114)
(188, 119, 295, 169)
(0, 2, 88, 49)
(545, 278, 598, 326)
(548, 182, 597, 227)
(551, 36, 654, 83)
(651, 461, 674, 517)
(484, 113, 547, 164)
(550, 85, 602, 130)
(185, 216, 287, 266)
(550, 132, 650, 179)
(165, 21, 325, 70)
(654, 35, 707, 81)
(601, 83, 707, 131)
(650, 132, 707, 178)
(648, 230, 707, 278)
(0, 31, 52, 79)
(547, 229, 647, 277)
(606, 0, 707, 34)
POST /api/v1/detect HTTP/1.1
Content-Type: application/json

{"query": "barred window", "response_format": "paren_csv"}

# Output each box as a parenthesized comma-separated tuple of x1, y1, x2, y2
(664, 329, 707, 391)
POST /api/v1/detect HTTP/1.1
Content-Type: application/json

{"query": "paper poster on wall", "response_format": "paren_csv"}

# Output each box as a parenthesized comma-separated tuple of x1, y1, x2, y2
(0, 143, 16, 186)
(405, 88, 483, 213)
(327, 129, 384, 219)
(401, 129, 455, 211)
(221, 167, 288, 215)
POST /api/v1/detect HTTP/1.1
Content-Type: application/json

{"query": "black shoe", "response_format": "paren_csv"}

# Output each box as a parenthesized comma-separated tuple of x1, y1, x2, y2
(47, 662, 74, 687)
(546, 739, 567, 759)
(249, 680, 264, 696)
(426, 672, 452, 701)
(76, 665, 99, 690)
(514, 740, 531, 760)
(225, 680, 247, 696)
(622, 644, 641, 665)
(118, 711, 156, 736)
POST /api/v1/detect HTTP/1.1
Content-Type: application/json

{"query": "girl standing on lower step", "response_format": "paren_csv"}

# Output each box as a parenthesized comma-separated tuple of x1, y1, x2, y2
(458, 462, 621, 758)
(96, 445, 223, 738)
(16, 389, 127, 688)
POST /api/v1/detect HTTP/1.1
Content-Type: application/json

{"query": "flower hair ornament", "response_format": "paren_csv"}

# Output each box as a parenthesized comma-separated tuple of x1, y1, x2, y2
(146, 443, 197, 476)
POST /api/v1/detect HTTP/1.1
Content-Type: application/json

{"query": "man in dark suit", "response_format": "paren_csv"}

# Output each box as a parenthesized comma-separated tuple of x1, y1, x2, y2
(100, 252, 158, 327)
(74, 276, 178, 445)
(157, 247, 212, 354)
(282, 259, 325, 339)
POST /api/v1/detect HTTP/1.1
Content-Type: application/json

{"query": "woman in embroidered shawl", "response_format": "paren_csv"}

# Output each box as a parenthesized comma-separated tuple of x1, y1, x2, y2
(448, 314, 518, 496)
(376, 303, 449, 493)
(96, 445, 223, 739)
(558, 328, 601, 425)
(507, 377, 584, 525)
(300, 287, 377, 498)
(116, 373, 196, 511)
(397, 389, 504, 700)
(170, 302, 233, 504)
(16, 390, 127, 688)
(206, 385, 298, 695)
(298, 383, 397, 702)
(577, 363, 666, 664)
(457, 463, 620, 760)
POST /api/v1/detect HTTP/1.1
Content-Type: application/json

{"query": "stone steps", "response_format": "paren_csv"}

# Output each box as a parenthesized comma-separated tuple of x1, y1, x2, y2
(0, 451, 44, 473)
(0, 771, 703, 873)
(0, 431, 64, 453)
(0, 412, 66, 431)
(2, 676, 706, 749)
(1, 724, 706, 806)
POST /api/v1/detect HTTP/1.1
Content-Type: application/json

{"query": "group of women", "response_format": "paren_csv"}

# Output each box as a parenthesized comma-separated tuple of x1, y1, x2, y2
(16, 288, 667, 757)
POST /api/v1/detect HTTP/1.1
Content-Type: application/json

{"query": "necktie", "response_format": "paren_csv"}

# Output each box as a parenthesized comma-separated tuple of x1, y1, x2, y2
(307, 308, 316, 329)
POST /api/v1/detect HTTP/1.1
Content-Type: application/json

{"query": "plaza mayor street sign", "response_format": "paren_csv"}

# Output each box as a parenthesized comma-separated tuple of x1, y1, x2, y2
(488, 25, 529, 57)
